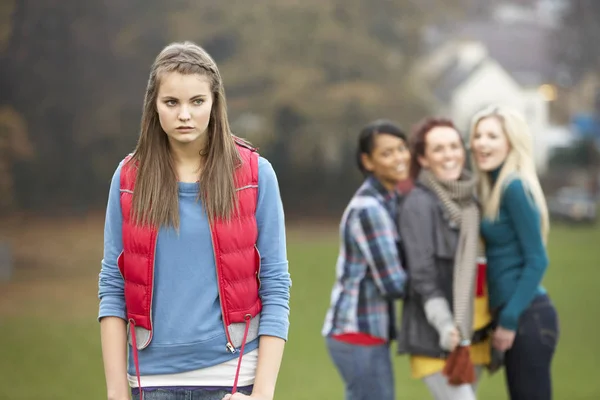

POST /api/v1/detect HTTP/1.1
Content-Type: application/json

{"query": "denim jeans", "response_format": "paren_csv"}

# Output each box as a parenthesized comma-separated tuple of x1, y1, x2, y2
(325, 337, 395, 400)
(131, 387, 252, 400)
(503, 294, 559, 400)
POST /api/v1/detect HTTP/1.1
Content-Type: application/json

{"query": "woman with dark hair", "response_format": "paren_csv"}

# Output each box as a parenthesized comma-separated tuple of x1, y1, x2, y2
(397, 117, 492, 400)
(98, 41, 291, 400)
(322, 119, 411, 400)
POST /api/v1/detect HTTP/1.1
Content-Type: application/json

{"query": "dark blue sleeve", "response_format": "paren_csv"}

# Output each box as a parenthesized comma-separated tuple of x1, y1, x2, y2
(498, 179, 549, 330)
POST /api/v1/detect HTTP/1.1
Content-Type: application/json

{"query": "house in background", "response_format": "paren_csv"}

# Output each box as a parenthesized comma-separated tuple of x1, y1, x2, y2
(412, 40, 524, 131)
(412, 11, 572, 174)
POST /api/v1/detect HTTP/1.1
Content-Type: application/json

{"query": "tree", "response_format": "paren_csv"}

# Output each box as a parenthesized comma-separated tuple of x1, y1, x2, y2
(3, 0, 131, 211)
(0, 106, 32, 213)
(553, 0, 600, 85)
(3, 0, 468, 216)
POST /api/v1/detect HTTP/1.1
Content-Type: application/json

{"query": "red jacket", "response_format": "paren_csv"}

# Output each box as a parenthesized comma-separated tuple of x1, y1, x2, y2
(118, 139, 262, 353)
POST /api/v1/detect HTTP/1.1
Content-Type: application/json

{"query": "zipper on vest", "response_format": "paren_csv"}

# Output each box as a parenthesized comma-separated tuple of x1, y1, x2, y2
(208, 219, 236, 353)
(255, 245, 262, 290)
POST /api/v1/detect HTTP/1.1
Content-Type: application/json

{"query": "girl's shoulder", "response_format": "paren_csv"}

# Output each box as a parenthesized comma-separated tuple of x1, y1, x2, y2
(233, 135, 257, 152)
(402, 184, 437, 212)
(498, 171, 528, 193)
(116, 154, 138, 190)
(257, 156, 278, 184)
(500, 174, 528, 198)
(500, 176, 538, 211)
(342, 183, 387, 220)
(108, 155, 130, 184)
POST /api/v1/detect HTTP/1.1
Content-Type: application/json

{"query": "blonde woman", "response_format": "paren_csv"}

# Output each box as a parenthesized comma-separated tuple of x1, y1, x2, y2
(470, 106, 559, 400)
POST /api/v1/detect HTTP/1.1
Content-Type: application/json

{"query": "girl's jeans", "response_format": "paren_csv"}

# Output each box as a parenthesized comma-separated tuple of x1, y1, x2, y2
(325, 336, 394, 400)
(503, 293, 559, 400)
(131, 387, 252, 400)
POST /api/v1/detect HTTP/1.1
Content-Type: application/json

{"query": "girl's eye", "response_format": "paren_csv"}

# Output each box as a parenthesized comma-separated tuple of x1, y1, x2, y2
(193, 99, 204, 105)
(166, 100, 177, 106)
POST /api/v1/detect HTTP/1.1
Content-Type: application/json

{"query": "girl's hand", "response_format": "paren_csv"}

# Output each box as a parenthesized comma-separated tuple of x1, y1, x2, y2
(440, 325, 460, 351)
(492, 326, 516, 352)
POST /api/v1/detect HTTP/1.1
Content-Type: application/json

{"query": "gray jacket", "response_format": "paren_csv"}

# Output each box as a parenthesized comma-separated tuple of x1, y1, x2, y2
(396, 184, 461, 358)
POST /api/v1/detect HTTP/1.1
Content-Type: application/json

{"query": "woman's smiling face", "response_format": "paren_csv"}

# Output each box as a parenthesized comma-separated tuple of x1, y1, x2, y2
(418, 126, 465, 181)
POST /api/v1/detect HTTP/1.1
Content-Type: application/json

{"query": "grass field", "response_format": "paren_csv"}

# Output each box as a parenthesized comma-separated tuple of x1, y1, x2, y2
(0, 215, 599, 399)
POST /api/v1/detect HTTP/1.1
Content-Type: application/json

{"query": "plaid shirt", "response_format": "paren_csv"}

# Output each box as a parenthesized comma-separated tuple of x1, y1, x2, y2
(322, 176, 407, 341)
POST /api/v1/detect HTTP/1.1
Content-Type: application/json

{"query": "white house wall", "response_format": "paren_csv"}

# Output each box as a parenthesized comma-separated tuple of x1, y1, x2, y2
(451, 60, 523, 134)
(448, 60, 553, 173)
(521, 88, 551, 173)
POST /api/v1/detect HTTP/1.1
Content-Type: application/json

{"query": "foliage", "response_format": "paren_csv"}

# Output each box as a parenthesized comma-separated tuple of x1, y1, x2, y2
(552, 0, 600, 85)
(548, 137, 600, 168)
(2, 0, 464, 214)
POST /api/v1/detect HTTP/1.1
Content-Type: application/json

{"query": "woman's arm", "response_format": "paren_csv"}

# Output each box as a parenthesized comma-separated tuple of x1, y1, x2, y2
(352, 204, 407, 298)
(223, 336, 285, 400)
(497, 179, 548, 331)
(101, 317, 130, 400)
(254, 157, 291, 340)
(240, 157, 290, 400)
(250, 336, 285, 399)
(400, 191, 457, 349)
(98, 162, 129, 399)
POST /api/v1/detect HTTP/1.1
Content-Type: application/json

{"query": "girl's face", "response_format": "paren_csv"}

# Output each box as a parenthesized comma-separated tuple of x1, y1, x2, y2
(418, 126, 465, 181)
(156, 72, 213, 149)
(471, 117, 511, 172)
(361, 133, 411, 190)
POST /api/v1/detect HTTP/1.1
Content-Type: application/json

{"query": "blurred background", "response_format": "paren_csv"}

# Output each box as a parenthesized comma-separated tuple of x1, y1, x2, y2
(1, 0, 599, 399)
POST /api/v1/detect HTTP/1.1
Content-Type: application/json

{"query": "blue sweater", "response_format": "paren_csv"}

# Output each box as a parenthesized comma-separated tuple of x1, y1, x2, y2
(98, 157, 291, 376)
(480, 168, 548, 331)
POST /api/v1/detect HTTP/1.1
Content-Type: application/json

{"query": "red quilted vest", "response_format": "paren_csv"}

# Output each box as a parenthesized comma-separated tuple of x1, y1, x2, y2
(117, 139, 261, 394)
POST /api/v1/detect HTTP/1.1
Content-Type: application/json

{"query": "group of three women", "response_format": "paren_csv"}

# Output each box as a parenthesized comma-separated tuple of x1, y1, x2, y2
(323, 111, 559, 400)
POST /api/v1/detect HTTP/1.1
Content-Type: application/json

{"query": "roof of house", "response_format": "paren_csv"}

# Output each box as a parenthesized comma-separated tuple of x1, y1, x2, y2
(452, 20, 555, 87)
(431, 54, 487, 102)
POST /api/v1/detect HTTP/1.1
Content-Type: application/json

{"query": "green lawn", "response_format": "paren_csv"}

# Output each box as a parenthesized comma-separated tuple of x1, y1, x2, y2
(1, 221, 599, 399)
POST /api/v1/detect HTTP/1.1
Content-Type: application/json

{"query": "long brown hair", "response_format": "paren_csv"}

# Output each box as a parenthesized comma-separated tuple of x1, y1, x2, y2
(130, 41, 241, 228)
(408, 116, 459, 180)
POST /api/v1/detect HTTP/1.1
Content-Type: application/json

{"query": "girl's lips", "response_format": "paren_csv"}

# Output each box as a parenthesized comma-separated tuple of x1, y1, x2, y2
(176, 127, 195, 132)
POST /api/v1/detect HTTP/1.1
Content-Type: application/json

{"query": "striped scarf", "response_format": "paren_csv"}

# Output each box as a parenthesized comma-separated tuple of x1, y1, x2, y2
(418, 169, 479, 342)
